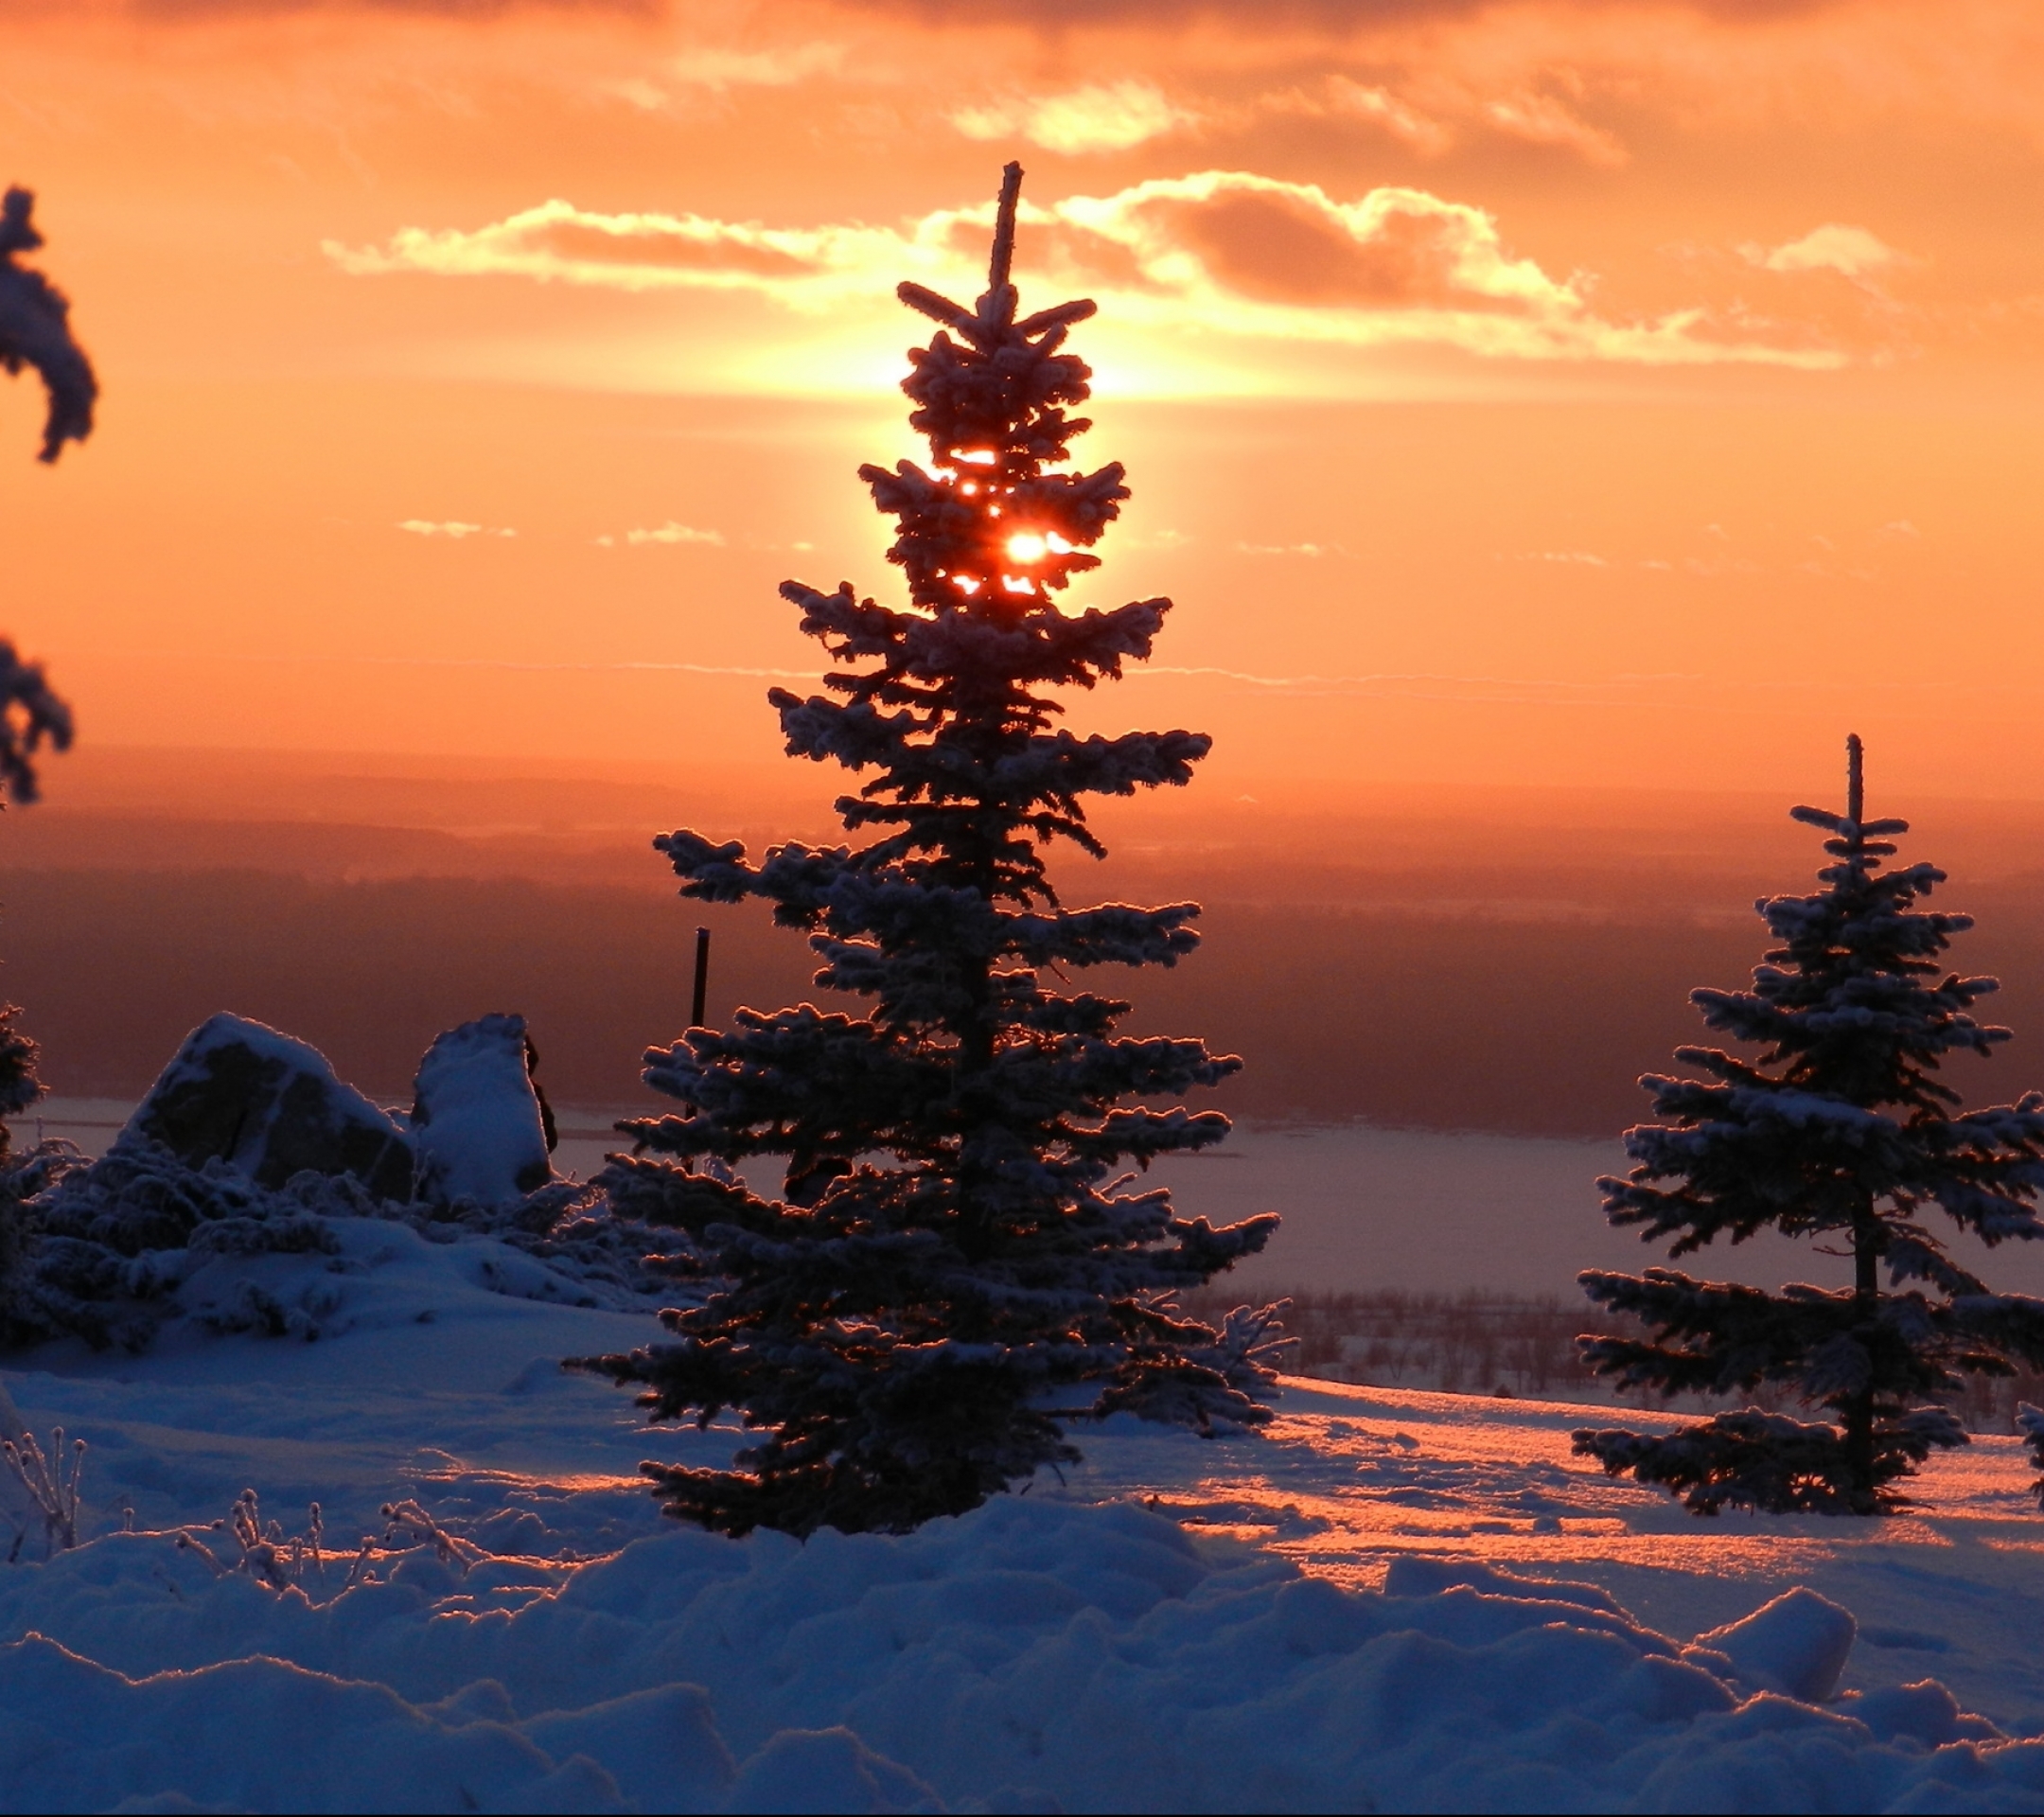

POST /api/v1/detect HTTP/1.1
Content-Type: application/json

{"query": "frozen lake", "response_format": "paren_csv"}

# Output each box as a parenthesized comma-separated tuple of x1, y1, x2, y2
(37, 1100, 2044, 1301)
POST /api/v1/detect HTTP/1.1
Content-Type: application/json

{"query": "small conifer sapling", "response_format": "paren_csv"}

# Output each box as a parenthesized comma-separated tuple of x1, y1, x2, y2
(576, 164, 1281, 1538)
(1575, 736, 2044, 1513)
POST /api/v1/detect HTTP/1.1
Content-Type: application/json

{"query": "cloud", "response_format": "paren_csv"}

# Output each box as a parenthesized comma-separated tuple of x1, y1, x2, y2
(669, 41, 847, 91)
(950, 80, 1197, 155)
(329, 171, 1851, 371)
(1234, 539, 1346, 556)
(118, 0, 660, 15)
(396, 520, 515, 538)
(1480, 90, 1627, 166)
(1745, 223, 1903, 279)
(1316, 79, 1453, 155)
(617, 520, 723, 545)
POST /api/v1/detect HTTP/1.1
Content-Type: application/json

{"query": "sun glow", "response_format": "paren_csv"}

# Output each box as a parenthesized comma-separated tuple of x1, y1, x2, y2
(1003, 531, 1074, 564)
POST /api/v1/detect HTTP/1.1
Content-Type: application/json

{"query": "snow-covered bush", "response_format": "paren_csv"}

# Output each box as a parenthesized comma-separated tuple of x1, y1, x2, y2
(574, 163, 1279, 1537)
(1576, 737, 2044, 1513)
(0, 1135, 696, 1351)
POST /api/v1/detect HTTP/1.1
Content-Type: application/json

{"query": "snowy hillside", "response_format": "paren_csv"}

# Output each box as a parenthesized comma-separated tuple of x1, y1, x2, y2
(3, 1228, 2044, 1812)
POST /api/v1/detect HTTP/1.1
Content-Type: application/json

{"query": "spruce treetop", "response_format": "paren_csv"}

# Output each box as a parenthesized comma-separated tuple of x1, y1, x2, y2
(578, 166, 1280, 1539)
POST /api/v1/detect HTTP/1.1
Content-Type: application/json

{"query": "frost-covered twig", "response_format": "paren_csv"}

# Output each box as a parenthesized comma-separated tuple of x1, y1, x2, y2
(177, 1491, 334, 1596)
(379, 1498, 483, 1572)
(2, 1426, 82, 1553)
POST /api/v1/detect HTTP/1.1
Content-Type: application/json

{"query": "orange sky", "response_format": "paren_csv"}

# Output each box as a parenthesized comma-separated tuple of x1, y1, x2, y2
(4, 0, 2044, 803)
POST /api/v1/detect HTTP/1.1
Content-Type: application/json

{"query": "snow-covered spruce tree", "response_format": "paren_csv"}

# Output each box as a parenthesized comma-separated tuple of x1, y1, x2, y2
(1574, 736, 2044, 1514)
(577, 164, 1281, 1538)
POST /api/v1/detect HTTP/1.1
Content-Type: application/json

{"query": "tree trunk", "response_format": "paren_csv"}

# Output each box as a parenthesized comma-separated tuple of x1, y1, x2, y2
(1842, 1198, 1880, 1511)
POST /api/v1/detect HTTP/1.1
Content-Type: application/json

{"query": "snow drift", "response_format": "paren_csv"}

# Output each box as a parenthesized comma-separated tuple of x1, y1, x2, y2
(0, 1493, 2036, 1813)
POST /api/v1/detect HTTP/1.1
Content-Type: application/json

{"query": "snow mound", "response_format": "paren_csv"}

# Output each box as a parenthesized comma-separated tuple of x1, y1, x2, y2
(1697, 1586, 1858, 1702)
(0, 1492, 2036, 1812)
(413, 1014, 555, 1209)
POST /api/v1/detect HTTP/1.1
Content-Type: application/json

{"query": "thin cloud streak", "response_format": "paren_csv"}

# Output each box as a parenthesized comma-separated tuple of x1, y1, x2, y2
(396, 520, 516, 538)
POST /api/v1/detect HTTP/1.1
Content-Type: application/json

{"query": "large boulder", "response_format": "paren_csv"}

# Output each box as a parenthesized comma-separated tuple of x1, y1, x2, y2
(411, 1013, 555, 1208)
(122, 1014, 414, 1202)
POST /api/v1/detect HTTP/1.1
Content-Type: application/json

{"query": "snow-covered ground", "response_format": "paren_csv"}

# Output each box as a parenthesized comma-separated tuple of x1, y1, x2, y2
(5, 1208, 2044, 1812)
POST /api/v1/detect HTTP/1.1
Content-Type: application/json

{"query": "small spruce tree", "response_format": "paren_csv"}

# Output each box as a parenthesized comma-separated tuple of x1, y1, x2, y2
(577, 164, 1281, 1537)
(1574, 736, 2044, 1514)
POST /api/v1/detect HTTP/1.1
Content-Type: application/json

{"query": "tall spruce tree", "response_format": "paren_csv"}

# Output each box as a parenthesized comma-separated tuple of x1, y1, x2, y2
(1574, 736, 2044, 1514)
(577, 164, 1281, 1539)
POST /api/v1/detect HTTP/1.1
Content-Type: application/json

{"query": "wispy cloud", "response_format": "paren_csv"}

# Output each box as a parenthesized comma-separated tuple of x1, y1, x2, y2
(396, 520, 515, 539)
(602, 520, 725, 547)
(950, 80, 1197, 155)
(1234, 539, 1347, 557)
(669, 43, 847, 92)
(1744, 224, 1904, 281)
(328, 171, 1851, 371)
(1315, 79, 1453, 155)
(1480, 90, 1626, 167)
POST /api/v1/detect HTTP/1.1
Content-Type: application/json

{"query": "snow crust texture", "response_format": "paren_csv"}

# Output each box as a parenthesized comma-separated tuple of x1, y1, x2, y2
(0, 1492, 2038, 1813)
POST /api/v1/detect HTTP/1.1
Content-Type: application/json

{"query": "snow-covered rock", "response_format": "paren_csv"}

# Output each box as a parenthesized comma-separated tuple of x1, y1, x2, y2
(122, 1013, 414, 1201)
(411, 1014, 555, 1208)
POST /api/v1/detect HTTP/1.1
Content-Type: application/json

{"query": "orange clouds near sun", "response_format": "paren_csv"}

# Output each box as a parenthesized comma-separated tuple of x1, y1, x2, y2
(0, 0, 2042, 805)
